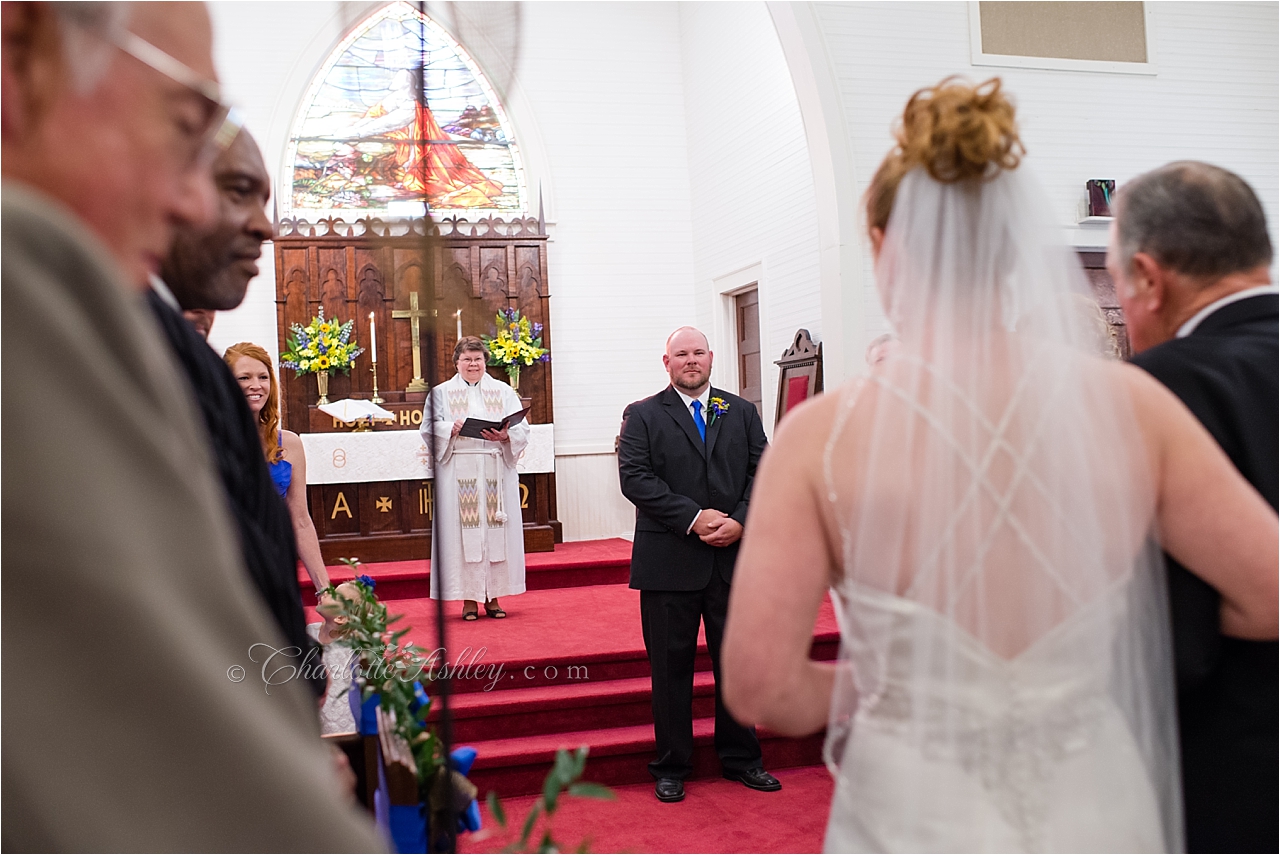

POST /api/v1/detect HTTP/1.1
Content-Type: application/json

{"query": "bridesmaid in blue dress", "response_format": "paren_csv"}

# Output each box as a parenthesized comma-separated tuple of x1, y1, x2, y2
(224, 342, 330, 596)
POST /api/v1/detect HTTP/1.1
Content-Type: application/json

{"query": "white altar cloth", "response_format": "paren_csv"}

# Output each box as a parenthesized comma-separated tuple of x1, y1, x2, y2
(301, 424, 555, 485)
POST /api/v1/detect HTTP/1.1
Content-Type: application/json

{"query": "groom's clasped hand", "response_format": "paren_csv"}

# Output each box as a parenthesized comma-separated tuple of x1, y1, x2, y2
(693, 508, 742, 546)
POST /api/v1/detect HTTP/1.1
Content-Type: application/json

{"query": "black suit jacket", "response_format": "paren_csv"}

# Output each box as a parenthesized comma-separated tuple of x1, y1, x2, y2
(1129, 292, 1277, 851)
(618, 386, 767, 591)
(146, 291, 316, 684)
(1130, 294, 1278, 682)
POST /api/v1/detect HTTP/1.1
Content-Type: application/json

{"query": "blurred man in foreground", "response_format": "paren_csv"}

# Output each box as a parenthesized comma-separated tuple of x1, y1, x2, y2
(152, 128, 322, 681)
(1, 3, 380, 849)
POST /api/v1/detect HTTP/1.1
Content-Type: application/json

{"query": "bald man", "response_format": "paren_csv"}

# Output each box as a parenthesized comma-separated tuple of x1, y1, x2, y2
(618, 327, 778, 802)
(1, 3, 379, 848)
(150, 129, 324, 682)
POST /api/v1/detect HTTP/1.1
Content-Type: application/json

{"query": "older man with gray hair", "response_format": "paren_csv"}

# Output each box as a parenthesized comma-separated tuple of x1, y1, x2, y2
(1, 3, 380, 849)
(1108, 161, 1277, 853)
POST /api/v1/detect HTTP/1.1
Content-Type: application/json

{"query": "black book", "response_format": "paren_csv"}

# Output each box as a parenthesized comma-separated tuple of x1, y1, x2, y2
(457, 406, 531, 439)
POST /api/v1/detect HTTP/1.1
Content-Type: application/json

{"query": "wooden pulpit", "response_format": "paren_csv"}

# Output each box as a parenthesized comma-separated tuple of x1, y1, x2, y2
(274, 215, 561, 562)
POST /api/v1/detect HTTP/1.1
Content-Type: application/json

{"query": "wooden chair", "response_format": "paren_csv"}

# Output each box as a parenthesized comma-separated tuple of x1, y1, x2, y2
(775, 329, 824, 424)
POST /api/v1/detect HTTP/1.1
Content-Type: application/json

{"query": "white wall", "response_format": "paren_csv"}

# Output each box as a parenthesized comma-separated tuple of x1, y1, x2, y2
(518, 3, 698, 538)
(679, 2, 821, 435)
(806, 0, 1280, 358)
(519, 3, 697, 453)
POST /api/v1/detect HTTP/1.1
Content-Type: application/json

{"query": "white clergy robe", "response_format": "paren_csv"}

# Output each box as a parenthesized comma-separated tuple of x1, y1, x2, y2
(422, 372, 528, 601)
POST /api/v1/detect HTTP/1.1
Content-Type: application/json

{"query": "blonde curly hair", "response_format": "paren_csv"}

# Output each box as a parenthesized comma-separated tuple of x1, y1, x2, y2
(865, 76, 1025, 236)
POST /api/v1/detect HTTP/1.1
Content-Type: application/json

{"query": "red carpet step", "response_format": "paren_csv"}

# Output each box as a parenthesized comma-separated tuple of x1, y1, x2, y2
(306, 541, 839, 800)
(464, 717, 827, 801)
(299, 537, 632, 599)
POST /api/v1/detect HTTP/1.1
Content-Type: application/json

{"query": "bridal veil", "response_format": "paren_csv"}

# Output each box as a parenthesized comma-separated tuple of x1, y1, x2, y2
(820, 87, 1182, 851)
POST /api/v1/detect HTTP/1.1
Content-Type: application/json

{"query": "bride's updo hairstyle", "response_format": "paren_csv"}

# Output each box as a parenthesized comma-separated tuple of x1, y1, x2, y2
(865, 77, 1024, 236)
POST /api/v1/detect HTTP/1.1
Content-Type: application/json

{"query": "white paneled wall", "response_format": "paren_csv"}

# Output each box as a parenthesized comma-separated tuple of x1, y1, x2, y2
(810, 1, 1279, 349)
(520, 3, 697, 454)
(555, 453, 637, 542)
(679, 2, 821, 435)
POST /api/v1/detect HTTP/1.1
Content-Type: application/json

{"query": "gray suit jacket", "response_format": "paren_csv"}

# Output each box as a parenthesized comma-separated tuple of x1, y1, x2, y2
(0, 183, 383, 851)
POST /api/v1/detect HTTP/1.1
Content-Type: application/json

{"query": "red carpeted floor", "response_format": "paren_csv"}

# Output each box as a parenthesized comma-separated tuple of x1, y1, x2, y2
(308, 538, 838, 851)
(460, 765, 834, 854)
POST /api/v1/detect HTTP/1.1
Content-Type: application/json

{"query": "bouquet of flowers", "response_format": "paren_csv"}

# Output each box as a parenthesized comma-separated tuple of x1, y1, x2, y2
(280, 307, 363, 376)
(480, 307, 549, 391)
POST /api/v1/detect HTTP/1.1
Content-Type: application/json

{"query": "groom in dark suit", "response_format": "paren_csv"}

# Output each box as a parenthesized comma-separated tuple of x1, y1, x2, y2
(1109, 161, 1278, 853)
(618, 327, 778, 802)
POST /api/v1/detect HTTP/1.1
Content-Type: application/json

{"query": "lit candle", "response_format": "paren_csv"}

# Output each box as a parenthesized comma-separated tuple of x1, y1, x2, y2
(369, 312, 377, 363)
(455, 308, 463, 340)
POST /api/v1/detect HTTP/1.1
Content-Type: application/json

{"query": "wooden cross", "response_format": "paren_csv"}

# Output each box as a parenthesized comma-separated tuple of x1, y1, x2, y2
(392, 292, 431, 392)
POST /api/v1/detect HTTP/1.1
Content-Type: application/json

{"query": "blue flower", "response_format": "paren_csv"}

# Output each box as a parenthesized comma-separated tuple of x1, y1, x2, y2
(411, 681, 430, 713)
(357, 574, 376, 590)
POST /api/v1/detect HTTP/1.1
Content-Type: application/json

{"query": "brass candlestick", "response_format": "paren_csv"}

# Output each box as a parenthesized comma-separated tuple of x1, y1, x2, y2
(370, 362, 385, 404)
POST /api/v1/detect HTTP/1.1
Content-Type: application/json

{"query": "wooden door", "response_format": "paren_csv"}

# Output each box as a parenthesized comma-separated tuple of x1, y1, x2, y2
(735, 288, 762, 411)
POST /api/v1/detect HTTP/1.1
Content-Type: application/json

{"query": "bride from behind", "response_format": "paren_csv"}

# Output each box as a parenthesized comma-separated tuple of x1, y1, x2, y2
(722, 78, 1277, 853)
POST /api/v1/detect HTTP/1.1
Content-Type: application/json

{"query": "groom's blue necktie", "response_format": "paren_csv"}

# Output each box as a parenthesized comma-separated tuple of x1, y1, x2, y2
(691, 399, 706, 442)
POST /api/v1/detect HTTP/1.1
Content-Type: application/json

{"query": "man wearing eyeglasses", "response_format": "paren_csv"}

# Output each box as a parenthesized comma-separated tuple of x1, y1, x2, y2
(1, 3, 381, 850)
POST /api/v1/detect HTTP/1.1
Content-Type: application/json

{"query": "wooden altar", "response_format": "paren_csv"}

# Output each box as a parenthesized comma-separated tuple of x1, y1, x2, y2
(274, 214, 561, 563)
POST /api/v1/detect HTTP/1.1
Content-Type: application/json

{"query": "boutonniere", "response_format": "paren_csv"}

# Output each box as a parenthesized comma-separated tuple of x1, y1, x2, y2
(708, 396, 729, 424)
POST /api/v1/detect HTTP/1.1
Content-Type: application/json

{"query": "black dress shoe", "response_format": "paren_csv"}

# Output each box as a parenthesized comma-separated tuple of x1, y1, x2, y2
(654, 778, 685, 802)
(724, 767, 781, 792)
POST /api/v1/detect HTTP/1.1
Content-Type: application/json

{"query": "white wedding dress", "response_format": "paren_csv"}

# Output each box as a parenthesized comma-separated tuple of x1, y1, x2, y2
(819, 167, 1182, 853)
(824, 582, 1165, 852)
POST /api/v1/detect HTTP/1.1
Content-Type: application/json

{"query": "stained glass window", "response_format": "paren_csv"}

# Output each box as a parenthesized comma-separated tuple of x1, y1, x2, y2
(286, 2, 525, 220)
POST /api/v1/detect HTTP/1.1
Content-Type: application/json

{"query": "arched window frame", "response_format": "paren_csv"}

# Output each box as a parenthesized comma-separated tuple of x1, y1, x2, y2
(283, 1, 528, 221)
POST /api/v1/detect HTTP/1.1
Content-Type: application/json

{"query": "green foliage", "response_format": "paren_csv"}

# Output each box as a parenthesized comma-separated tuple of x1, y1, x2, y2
(323, 559, 442, 803)
(487, 746, 615, 853)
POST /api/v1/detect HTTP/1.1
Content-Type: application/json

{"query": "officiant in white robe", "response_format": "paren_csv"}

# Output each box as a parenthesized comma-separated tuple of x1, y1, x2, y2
(422, 337, 528, 618)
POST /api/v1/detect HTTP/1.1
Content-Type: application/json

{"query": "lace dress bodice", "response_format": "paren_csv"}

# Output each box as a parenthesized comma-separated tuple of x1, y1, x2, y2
(826, 580, 1164, 852)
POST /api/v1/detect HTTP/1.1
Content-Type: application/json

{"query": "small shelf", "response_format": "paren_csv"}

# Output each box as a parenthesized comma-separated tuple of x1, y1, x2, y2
(1077, 216, 1114, 226)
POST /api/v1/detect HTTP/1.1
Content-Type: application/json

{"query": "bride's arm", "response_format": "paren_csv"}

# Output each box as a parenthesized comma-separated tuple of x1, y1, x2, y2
(723, 394, 843, 738)
(1128, 366, 1279, 639)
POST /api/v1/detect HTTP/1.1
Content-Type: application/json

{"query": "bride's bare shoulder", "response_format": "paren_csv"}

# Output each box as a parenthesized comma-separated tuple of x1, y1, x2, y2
(1099, 358, 1184, 413)
(766, 379, 861, 467)
(1091, 357, 1198, 457)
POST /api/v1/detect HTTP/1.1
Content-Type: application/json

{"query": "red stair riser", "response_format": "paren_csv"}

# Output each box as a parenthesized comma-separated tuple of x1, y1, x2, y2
(445, 695, 720, 743)
(469, 732, 825, 799)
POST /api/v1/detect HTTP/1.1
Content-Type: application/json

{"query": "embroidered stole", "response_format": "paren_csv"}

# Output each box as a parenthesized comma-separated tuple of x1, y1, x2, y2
(446, 376, 507, 563)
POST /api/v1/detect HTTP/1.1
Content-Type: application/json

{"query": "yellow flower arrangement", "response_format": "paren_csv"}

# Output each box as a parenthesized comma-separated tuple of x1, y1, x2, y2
(281, 307, 364, 376)
(480, 307, 549, 390)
